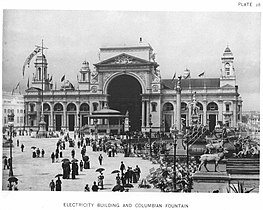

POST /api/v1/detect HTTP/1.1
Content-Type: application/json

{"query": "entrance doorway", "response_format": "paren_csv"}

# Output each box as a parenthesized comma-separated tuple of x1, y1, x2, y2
(108, 75, 142, 132)
(209, 114, 216, 131)
(68, 115, 75, 131)
(55, 115, 62, 131)
(44, 115, 49, 131)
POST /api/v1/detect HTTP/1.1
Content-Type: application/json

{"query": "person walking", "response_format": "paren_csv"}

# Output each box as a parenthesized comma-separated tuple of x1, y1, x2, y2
(36, 148, 40, 158)
(98, 172, 104, 189)
(71, 149, 75, 159)
(49, 179, 55, 191)
(41, 149, 45, 158)
(3, 157, 8, 170)
(21, 144, 24, 152)
(134, 165, 141, 181)
(55, 177, 62, 191)
(120, 161, 125, 175)
(91, 181, 99, 192)
(98, 154, 103, 165)
(16, 139, 19, 147)
(80, 160, 84, 172)
(51, 152, 55, 163)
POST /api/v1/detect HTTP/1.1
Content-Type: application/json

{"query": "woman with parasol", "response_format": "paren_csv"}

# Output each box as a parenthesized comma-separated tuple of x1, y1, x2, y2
(55, 176, 62, 191)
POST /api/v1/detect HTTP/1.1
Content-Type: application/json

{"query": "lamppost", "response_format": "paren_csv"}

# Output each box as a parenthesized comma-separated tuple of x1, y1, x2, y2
(94, 118, 98, 141)
(173, 136, 177, 192)
(149, 114, 152, 158)
(8, 111, 15, 177)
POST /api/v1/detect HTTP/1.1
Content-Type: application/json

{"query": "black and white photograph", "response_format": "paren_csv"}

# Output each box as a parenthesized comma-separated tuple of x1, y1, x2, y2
(1, 1, 262, 210)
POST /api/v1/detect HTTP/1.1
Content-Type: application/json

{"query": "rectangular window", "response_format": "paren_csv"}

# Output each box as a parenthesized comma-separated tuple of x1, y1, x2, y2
(17, 117, 19, 123)
(226, 104, 230, 112)
(17, 109, 19, 114)
(4, 117, 7, 124)
(4, 109, 6, 113)
(20, 116, 23, 123)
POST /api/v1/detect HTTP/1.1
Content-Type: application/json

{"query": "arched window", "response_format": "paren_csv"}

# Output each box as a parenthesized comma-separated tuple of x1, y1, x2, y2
(80, 103, 90, 112)
(163, 102, 173, 111)
(225, 63, 230, 76)
(93, 102, 99, 111)
(38, 67, 41, 80)
(151, 102, 157, 112)
(43, 103, 51, 111)
(196, 102, 203, 111)
(181, 102, 188, 111)
(29, 104, 35, 112)
(67, 103, 77, 111)
(207, 102, 218, 111)
(54, 103, 63, 111)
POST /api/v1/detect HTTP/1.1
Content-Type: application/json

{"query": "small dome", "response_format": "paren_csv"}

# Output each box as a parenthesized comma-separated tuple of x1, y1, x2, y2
(93, 108, 121, 115)
(35, 54, 47, 63)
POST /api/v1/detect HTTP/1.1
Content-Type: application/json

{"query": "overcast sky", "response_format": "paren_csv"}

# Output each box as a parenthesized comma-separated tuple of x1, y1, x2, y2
(2, 10, 260, 111)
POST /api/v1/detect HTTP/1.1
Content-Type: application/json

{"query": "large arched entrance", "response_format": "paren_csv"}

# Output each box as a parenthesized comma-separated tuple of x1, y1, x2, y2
(107, 75, 142, 132)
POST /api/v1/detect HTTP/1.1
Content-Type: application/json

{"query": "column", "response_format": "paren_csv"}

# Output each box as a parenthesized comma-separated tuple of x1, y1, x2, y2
(50, 103, 54, 131)
(233, 101, 237, 127)
(147, 100, 151, 127)
(218, 100, 223, 122)
(176, 90, 181, 132)
(173, 100, 177, 126)
(203, 101, 207, 126)
(63, 102, 67, 130)
(141, 100, 145, 129)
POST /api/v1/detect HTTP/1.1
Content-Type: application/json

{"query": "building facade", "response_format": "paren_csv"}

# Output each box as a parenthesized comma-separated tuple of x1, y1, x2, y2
(24, 43, 242, 134)
(2, 91, 25, 133)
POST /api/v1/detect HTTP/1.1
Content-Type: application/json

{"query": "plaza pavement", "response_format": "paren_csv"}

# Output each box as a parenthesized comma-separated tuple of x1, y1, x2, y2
(2, 135, 160, 192)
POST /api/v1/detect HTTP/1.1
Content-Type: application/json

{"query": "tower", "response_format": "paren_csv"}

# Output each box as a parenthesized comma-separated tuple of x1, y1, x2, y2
(220, 46, 236, 87)
(78, 60, 91, 91)
(31, 54, 52, 90)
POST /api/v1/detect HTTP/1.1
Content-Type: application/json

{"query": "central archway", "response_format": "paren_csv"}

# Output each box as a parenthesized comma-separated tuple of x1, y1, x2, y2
(107, 75, 142, 132)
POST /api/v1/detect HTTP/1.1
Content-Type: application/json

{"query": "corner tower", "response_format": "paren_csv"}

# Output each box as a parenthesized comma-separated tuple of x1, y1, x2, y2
(31, 54, 52, 90)
(220, 46, 236, 87)
(78, 60, 91, 91)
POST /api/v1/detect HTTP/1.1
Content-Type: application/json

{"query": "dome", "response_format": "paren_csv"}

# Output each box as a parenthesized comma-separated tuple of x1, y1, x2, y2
(93, 108, 121, 115)
(35, 54, 47, 63)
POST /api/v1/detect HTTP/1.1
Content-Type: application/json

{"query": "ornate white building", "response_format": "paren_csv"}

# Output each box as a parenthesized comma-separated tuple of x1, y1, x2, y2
(24, 42, 242, 134)
(2, 91, 25, 134)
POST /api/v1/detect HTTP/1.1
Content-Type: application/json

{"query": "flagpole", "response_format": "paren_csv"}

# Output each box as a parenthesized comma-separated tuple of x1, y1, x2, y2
(41, 39, 44, 117)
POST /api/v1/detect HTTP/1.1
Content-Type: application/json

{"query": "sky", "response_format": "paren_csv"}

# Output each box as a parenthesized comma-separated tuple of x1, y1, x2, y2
(2, 10, 261, 111)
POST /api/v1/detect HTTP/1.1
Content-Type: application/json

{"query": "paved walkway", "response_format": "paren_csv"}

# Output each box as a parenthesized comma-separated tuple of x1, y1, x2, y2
(2, 135, 160, 192)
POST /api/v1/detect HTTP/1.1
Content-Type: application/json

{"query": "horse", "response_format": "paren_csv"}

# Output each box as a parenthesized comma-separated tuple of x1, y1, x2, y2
(198, 149, 228, 172)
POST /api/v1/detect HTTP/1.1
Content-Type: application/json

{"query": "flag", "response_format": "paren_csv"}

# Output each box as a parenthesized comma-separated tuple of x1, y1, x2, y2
(183, 68, 190, 79)
(171, 72, 176, 81)
(27, 78, 30, 89)
(22, 46, 41, 77)
(198, 71, 205, 77)
(49, 75, 53, 82)
(69, 82, 75, 90)
(61, 75, 65, 82)
(15, 82, 20, 90)
(184, 73, 190, 79)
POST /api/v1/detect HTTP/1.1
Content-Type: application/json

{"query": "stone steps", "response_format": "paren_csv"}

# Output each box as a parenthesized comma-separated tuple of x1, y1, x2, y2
(226, 158, 260, 175)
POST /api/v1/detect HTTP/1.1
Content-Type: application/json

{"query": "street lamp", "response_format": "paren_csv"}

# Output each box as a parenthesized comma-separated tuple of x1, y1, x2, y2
(149, 114, 153, 158)
(8, 111, 15, 177)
